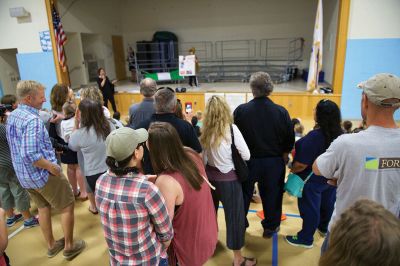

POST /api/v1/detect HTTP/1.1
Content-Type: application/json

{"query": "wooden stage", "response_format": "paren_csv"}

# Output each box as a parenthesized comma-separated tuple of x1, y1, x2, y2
(111, 80, 341, 120)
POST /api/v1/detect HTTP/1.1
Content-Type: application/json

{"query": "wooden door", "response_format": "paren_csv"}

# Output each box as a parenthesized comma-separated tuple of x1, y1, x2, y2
(112, 35, 126, 80)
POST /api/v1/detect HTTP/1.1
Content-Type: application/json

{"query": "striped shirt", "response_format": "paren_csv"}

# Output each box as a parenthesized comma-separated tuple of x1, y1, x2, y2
(0, 124, 13, 171)
(95, 171, 173, 266)
(6, 104, 57, 189)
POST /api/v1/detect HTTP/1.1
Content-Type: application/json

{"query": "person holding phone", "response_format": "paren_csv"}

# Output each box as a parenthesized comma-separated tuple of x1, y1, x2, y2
(96, 68, 117, 112)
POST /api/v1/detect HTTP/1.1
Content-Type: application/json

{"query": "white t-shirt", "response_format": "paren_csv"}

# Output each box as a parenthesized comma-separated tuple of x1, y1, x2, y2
(204, 124, 250, 173)
(316, 126, 400, 230)
(60, 117, 75, 143)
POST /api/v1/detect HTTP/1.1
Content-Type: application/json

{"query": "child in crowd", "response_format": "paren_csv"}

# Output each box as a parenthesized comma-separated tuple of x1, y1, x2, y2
(191, 116, 201, 137)
(111, 111, 124, 129)
(342, 120, 352, 133)
(60, 101, 88, 200)
(95, 127, 173, 265)
(196, 111, 203, 128)
(294, 123, 304, 142)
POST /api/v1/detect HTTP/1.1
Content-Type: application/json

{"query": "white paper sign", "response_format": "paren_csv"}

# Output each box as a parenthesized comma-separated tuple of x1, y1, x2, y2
(157, 72, 171, 81)
(179, 55, 196, 76)
(225, 93, 246, 113)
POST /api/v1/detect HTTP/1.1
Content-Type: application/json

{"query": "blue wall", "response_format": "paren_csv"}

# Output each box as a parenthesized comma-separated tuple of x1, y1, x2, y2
(341, 38, 400, 120)
(16, 52, 57, 110)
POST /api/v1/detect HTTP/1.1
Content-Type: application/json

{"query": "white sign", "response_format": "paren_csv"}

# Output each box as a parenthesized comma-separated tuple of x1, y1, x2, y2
(225, 93, 246, 113)
(179, 55, 196, 76)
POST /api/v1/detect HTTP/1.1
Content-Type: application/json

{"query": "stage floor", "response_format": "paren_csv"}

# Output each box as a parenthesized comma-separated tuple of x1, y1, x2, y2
(114, 79, 330, 93)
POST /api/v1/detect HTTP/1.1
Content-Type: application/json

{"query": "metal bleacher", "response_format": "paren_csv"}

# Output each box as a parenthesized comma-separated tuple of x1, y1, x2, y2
(135, 37, 304, 83)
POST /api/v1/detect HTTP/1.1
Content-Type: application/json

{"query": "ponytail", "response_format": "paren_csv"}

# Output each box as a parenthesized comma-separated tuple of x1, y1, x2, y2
(106, 156, 138, 176)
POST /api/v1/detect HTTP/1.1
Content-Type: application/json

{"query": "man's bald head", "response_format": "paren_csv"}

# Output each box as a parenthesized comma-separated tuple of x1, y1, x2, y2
(140, 78, 157, 97)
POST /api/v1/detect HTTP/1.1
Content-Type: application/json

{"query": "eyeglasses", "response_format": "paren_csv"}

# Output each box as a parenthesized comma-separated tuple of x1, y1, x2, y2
(157, 87, 175, 93)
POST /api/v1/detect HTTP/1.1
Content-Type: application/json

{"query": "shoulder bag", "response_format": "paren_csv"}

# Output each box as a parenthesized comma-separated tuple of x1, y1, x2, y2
(230, 125, 248, 182)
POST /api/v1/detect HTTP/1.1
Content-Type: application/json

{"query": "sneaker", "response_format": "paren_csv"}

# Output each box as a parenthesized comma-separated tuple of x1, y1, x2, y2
(47, 238, 65, 258)
(6, 214, 23, 227)
(24, 217, 40, 228)
(285, 235, 313, 249)
(263, 226, 280, 239)
(317, 228, 327, 237)
(63, 240, 86, 261)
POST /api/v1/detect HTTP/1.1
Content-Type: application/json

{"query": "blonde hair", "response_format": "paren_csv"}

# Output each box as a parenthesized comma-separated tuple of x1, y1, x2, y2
(200, 96, 233, 150)
(80, 86, 103, 104)
(16, 80, 45, 100)
(196, 111, 203, 120)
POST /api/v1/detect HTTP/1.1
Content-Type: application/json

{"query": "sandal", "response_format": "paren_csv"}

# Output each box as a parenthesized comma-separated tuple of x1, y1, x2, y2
(233, 257, 257, 266)
(74, 190, 88, 201)
(88, 207, 98, 215)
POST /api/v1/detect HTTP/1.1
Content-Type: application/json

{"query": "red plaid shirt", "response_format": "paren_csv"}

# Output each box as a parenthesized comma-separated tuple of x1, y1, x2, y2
(95, 171, 173, 266)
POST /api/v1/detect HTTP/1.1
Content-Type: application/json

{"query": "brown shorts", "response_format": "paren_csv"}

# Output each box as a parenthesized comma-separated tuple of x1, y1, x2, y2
(27, 173, 74, 209)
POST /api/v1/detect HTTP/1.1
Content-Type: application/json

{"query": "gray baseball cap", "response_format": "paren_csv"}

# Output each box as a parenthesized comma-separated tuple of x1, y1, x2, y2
(106, 127, 148, 161)
(357, 73, 400, 107)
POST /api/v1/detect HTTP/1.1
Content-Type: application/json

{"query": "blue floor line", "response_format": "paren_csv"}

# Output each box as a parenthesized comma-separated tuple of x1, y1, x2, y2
(218, 206, 301, 218)
(272, 232, 279, 266)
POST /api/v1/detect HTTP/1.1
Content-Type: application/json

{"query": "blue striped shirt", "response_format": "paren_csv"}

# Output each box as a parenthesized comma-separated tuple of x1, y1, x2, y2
(6, 104, 57, 189)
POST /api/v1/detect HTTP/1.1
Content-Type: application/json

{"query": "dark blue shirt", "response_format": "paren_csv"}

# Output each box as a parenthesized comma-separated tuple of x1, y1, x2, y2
(234, 97, 294, 158)
(137, 113, 202, 174)
(294, 128, 326, 182)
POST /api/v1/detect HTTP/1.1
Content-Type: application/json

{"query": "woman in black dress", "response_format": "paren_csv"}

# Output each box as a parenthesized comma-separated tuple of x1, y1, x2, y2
(96, 68, 117, 112)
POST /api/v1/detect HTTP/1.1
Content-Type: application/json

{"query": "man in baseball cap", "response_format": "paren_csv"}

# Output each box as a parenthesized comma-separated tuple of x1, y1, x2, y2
(358, 73, 400, 107)
(312, 73, 400, 253)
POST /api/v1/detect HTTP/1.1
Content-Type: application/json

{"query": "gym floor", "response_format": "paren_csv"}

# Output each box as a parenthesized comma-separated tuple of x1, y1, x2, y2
(5, 186, 326, 266)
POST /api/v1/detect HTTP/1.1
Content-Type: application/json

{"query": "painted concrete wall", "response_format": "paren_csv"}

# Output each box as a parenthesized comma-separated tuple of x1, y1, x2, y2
(0, 0, 49, 52)
(341, 0, 400, 119)
(0, 0, 56, 105)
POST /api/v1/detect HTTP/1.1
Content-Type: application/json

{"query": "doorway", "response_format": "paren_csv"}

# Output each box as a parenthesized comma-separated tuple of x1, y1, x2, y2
(0, 49, 20, 97)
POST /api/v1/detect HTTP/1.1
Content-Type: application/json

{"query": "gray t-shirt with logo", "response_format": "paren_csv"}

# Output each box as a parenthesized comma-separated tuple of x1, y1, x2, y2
(316, 126, 400, 230)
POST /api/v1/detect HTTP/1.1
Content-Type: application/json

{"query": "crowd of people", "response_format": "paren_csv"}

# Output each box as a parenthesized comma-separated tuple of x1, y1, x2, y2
(0, 71, 399, 266)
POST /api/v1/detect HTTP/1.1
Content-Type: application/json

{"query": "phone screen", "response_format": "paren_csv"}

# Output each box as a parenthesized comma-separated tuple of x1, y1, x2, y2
(185, 103, 192, 114)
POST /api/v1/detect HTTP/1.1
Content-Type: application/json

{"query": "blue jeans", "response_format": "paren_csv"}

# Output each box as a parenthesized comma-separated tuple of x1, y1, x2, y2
(297, 177, 336, 244)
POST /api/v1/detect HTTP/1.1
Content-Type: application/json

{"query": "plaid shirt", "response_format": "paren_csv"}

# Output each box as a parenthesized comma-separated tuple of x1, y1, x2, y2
(6, 104, 57, 189)
(95, 171, 173, 266)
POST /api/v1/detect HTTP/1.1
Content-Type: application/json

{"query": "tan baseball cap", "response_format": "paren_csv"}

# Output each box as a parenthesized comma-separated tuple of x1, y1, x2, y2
(106, 127, 148, 161)
(357, 73, 400, 107)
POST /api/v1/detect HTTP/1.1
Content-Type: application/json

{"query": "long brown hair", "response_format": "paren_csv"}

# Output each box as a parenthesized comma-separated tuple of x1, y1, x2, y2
(148, 122, 203, 190)
(319, 199, 400, 266)
(79, 99, 111, 140)
(50, 84, 69, 112)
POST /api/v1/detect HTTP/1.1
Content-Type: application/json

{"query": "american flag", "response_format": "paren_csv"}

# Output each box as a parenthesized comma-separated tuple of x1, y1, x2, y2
(51, 3, 67, 69)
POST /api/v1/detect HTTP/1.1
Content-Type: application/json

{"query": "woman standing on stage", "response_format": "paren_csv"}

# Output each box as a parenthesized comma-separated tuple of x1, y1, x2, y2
(96, 68, 117, 112)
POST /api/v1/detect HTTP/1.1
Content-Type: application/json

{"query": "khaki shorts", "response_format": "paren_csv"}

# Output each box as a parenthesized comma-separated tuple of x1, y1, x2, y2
(27, 174, 74, 209)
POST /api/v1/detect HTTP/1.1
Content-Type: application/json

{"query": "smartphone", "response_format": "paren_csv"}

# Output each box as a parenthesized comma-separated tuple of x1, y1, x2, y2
(185, 102, 192, 114)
